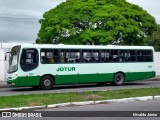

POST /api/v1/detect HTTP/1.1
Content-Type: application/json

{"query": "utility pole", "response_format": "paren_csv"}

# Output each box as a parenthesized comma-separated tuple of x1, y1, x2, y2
(0, 41, 2, 49)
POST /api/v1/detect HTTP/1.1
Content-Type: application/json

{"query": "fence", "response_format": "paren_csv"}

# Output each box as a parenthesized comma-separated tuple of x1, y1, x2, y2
(155, 52, 160, 75)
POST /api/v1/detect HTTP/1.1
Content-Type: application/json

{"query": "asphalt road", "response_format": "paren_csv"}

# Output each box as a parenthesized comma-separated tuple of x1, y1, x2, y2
(0, 79, 160, 96)
(43, 99, 160, 111)
(1, 99, 160, 120)
(38, 99, 160, 119)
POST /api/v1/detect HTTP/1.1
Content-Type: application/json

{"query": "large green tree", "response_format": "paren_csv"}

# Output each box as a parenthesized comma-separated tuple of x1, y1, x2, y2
(145, 24, 160, 51)
(38, 0, 157, 45)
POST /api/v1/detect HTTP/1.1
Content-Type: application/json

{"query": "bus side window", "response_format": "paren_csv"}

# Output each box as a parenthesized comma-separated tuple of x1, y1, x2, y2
(53, 49, 60, 63)
(111, 50, 118, 62)
(63, 49, 80, 63)
(41, 49, 60, 64)
(41, 56, 50, 64)
(61, 57, 64, 63)
(64, 57, 68, 63)
(137, 50, 153, 62)
(49, 58, 54, 64)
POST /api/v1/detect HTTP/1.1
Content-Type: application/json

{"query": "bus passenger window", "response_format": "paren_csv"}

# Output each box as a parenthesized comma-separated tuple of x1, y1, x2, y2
(49, 58, 54, 63)
(62, 49, 80, 63)
(64, 57, 68, 63)
(41, 56, 50, 64)
(137, 50, 153, 62)
(41, 49, 60, 64)
(61, 57, 64, 63)
(82, 50, 99, 63)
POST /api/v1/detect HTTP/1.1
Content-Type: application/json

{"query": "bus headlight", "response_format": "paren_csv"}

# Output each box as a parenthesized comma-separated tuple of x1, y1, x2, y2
(12, 83, 15, 86)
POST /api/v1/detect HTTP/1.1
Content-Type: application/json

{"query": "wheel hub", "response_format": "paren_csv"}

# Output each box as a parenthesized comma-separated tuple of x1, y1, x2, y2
(44, 79, 51, 86)
(116, 76, 121, 82)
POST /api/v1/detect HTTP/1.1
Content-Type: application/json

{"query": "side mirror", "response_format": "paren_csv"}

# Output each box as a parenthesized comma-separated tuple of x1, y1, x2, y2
(5, 54, 7, 61)
(5, 52, 11, 61)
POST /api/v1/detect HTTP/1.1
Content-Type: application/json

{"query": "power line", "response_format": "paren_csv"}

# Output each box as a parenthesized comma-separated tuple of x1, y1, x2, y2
(0, 13, 41, 18)
(0, 16, 41, 20)
(0, 13, 43, 20)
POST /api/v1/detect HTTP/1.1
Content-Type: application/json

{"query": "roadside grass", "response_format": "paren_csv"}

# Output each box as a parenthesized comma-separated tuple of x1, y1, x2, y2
(0, 87, 160, 108)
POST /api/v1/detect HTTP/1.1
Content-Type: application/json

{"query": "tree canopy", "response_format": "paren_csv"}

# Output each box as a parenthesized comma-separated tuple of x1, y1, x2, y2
(37, 0, 157, 45)
(145, 24, 160, 51)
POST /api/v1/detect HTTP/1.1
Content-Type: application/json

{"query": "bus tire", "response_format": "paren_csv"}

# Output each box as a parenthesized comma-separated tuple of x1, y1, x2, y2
(113, 73, 124, 86)
(40, 76, 54, 90)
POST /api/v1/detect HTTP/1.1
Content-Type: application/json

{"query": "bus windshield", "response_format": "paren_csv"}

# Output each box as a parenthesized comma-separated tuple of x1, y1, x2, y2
(8, 46, 21, 73)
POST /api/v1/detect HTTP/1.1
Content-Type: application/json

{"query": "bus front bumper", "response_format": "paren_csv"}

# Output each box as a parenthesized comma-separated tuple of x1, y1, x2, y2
(7, 78, 18, 86)
(7, 81, 16, 86)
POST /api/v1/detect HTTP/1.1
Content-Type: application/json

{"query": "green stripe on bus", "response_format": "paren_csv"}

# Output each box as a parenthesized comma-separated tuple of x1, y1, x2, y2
(7, 76, 41, 87)
(54, 73, 114, 85)
(8, 71, 155, 87)
(125, 71, 155, 81)
(54, 71, 155, 85)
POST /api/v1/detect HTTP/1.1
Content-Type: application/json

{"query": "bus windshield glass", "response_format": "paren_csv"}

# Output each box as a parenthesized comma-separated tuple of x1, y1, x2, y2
(8, 46, 21, 73)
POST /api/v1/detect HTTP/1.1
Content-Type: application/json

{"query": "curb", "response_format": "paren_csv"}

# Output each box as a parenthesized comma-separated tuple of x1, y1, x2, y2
(154, 96, 160, 99)
(71, 101, 95, 106)
(0, 108, 19, 111)
(0, 85, 12, 88)
(18, 105, 47, 111)
(47, 103, 71, 108)
(0, 81, 12, 88)
(0, 95, 160, 111)
(148, 77, 160, 81)
(134, 96, 153, 101)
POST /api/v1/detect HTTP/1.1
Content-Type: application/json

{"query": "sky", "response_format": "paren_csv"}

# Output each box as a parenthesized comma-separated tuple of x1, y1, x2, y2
(0, 0, 159, 43)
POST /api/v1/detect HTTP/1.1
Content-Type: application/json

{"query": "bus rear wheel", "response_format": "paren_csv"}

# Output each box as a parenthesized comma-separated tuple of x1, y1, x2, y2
(113, 73, 124, 86)
(40, 76, 54, 90)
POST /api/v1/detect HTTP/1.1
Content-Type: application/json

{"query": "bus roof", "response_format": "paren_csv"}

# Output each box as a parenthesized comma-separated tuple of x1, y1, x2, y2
(17, 44, 154, 50)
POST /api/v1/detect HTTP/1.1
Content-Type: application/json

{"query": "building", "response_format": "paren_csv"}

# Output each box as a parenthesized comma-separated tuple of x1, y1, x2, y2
(0, 43, 18, 81)
(155, 52, 160, 75)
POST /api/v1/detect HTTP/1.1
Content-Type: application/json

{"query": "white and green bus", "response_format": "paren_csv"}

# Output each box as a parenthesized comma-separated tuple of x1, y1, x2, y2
(6, 44, 155, 90)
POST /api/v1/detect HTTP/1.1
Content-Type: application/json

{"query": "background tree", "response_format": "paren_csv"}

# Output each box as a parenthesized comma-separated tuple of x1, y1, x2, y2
(38, 0, 157, 45)
(145, 24, 160, 51)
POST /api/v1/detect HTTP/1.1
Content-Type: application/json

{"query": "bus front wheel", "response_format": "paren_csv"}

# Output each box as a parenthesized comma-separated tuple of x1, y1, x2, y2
(40, 76, 54, 90)
(113, 73, 124, 86)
